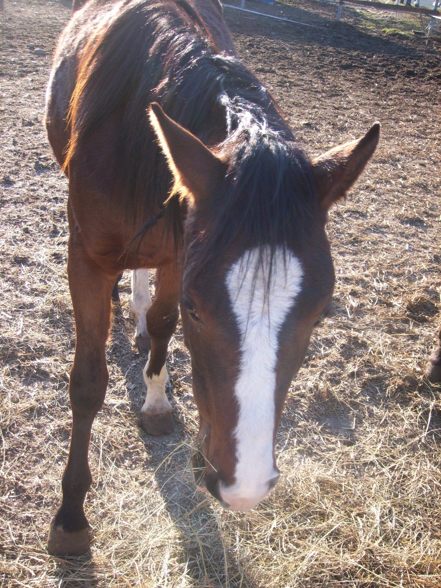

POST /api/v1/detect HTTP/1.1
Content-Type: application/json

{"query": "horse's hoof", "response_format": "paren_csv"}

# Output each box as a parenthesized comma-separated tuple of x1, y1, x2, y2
(135, 333, 150, 354)
(47, 524, 91, 557)
(426, 362, 441, 384)
(140, 410, 174, 435)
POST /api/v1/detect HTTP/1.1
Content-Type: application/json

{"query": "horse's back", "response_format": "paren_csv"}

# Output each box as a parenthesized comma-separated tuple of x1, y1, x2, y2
(45, 0, 236, 269)
(45, 1, 118, 160)
(46, 0, 234, 160)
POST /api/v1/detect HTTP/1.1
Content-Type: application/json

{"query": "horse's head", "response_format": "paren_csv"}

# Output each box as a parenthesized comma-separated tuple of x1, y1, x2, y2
(149, 103, 379, 511)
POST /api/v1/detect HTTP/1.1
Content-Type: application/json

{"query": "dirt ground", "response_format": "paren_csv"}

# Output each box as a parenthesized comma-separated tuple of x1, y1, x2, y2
(1, 0, 440, 586)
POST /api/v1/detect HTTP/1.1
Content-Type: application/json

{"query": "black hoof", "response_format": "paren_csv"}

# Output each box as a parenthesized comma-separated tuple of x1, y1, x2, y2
(48, 523, 91, 556)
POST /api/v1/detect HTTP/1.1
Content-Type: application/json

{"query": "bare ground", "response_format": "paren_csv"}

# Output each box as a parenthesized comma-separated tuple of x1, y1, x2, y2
(1, 1, 440, 586)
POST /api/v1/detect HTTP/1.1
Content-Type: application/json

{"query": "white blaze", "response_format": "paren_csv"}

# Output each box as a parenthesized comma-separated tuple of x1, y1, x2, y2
(222, 246, 303, 511)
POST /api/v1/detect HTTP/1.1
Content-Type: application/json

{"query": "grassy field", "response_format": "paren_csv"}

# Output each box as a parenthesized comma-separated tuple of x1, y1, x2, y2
(1, 0, 440, 586)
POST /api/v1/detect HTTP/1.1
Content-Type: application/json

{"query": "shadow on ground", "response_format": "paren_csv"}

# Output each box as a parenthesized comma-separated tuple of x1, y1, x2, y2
(53, 554, 99, 588)
(107, 298, 252, 587)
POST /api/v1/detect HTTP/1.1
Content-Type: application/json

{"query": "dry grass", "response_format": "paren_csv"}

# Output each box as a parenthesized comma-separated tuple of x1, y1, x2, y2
(1, 1, 441, 586)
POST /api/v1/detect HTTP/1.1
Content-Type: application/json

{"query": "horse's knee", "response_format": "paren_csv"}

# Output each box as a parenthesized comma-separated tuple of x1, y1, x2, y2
(69, 358, 108, 414)
(147, 306, 179, 340)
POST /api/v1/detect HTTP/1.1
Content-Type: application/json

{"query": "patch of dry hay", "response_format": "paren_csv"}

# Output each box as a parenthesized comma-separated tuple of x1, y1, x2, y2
(1, 1, 441, 586)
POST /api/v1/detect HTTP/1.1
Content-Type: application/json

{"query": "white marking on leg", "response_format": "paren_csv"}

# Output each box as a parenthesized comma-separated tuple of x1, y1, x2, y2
(130, 269, 152, 339)
(221, 246, 303, 511)
(141, 358, 171, 415)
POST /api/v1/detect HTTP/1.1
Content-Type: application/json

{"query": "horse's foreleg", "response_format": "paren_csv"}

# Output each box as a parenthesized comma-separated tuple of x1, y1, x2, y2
(130, 269, 152, 354)
(140, 264, 179, 435)
(426, 327, 441, 383)
(48, 237, 115, 556)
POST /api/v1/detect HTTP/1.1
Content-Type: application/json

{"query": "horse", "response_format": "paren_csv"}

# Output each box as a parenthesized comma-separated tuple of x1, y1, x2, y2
(427, 328, 441, 382)
(45, 0, 379, 556)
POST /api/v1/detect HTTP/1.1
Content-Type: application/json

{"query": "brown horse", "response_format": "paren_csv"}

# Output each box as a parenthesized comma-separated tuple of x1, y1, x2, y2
(45, 0, 379, 555)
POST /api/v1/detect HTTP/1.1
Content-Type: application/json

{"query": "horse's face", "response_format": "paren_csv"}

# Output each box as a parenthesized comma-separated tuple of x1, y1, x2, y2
(150, 103, 379, 511)
(181, 230, 335, 510)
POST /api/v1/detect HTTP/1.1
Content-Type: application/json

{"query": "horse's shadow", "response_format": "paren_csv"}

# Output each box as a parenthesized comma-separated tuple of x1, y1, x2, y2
(53, 554, 99, 588)
(108, 296, 252, 587)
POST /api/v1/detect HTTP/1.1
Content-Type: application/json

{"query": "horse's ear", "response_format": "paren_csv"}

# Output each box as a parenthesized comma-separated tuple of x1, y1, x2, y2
(148, 102, 225, 204)
(312, 123, 380, 211)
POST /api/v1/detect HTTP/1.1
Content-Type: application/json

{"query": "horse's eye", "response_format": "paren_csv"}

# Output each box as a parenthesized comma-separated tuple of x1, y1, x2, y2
(183, 300, 201, 322)
(188, 307, 201, 322)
